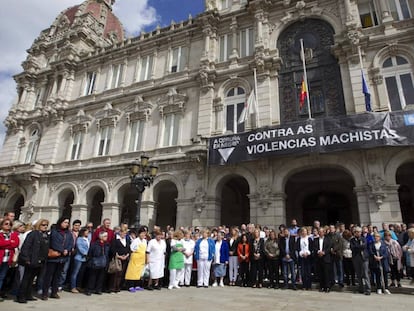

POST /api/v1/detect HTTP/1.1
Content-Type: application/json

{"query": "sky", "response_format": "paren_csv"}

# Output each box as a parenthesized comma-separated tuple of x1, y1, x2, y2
(0, 0, 204, 149)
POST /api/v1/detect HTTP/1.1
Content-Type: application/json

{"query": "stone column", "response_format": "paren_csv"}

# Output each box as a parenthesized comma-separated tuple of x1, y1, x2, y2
(40, 206, 60, 223)
(193, 197, 220, 227)
(378, 0, 393, 23)
(255, 10, 264, 45)
(202, 27, 212, 59)
(71, 204, 88, 225)
(101, 203, 120, 226)
(176, 198, 194, 228)
(369, 184, 402, 227)
(140, 200, 156, 228)
(354, 186, 371, 225)
(230, 17, 238, 58)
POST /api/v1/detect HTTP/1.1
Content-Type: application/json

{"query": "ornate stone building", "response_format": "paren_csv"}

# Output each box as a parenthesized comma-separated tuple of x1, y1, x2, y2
(1, 0, 414, 228)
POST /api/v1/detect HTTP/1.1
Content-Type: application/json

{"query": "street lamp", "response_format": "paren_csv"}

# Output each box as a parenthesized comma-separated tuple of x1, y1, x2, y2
(130, 155, 158, 229)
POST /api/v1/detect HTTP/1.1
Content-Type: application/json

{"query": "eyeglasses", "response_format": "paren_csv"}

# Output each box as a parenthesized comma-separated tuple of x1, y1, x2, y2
(3, 223, 11, 226)
(40, 223, 48, 226)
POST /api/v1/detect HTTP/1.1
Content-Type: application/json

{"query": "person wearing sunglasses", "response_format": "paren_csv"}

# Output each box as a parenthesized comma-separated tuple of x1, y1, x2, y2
(0, 219, 19, 301)
(16, 219, 49, 303)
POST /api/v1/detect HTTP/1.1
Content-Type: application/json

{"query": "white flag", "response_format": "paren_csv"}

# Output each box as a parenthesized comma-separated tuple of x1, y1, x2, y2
(238, 90, 256, 124)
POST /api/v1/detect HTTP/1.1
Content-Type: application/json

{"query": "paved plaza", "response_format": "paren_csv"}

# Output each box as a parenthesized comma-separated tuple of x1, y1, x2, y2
(2, 285, 414, 311)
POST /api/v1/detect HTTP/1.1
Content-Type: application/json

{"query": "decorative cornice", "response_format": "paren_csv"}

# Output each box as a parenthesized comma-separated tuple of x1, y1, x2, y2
(125, 95, 153, 122)
(158, 87, 188, 116)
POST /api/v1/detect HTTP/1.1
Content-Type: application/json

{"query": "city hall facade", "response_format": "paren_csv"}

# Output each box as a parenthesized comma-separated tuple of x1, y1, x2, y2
(1, 0, 414, 229)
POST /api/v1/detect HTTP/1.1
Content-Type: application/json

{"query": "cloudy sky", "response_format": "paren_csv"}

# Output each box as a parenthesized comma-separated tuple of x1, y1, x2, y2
(0, 0, 204, 149)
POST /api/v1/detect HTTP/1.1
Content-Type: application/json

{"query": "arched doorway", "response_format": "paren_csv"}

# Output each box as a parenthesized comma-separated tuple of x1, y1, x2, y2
(277, 19, 346, 123)
(285, 168, 358, 226)
(87, 188, 104, 227)
(397, 162, 414, 224)
(220, 176, 250, 226)
(118, 184, 138, 227)
(154, 181, 178, 230)
(9, 195, 24, 220)
(58, 190, 74, 219)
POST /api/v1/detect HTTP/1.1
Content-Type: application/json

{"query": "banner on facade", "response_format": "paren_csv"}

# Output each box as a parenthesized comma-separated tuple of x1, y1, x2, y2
(208, 111, 414, 165)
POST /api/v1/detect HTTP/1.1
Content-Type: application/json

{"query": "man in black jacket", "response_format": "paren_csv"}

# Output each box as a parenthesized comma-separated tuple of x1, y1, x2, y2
(350, 226, 371, 295)
(313, 227, 333, 292)
(279, 228, 297, 289)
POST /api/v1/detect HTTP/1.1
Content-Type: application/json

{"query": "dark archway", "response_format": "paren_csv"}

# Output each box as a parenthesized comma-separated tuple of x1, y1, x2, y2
(277, 19, 346, 123)
(118, 184, 138, 227)
(220, 176, 250, 226)
(58, 190, 74, 219)
(11, 195, 24, 220)
(154, 181, 178, 230)
(397, 162, 414, 224)
(285, 168, 358, 227)
(87, 188, 104, 227)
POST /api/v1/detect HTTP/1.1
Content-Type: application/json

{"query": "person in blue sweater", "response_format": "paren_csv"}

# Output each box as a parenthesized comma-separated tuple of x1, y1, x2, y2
(70, 227, 90, 293)
(194, 229, 215, 288)
(212, 231, 229, 287)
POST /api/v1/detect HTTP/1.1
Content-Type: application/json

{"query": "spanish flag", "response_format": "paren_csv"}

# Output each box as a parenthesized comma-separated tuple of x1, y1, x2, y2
(299, 77, 307, 109)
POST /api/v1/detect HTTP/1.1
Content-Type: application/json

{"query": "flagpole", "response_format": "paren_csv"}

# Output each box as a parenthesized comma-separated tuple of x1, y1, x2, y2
(253, 68, 260, 127)
(300, 38, 312, 120)
(358, 45, 364, 71)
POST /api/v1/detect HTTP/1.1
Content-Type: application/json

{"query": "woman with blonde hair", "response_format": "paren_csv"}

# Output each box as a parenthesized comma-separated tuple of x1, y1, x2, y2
(403, 228, 414, 284)
(168, 230, 185, 289)
(16, 219, 49, 303)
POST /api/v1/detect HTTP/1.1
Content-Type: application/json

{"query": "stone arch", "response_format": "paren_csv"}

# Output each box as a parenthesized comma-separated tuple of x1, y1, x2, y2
(208, 166, 257, 198)
(276, 18, 346, 123)
(3, 188, 27, 209)
(153, 178, 179, 229)
(86, 186, 105, 227)
(152, 173, 184, 200)
(372, 44, 414, 69)
(271, 14, 342, 50)
(384, 149, 414, 184)
(110, 177, 131, 202)
(273, 154, 365, 193)
(4, 190, 26, 220)
(217, 77, 253, 101)
(79, 179, 109, 205)
(49, 182, 78, 206)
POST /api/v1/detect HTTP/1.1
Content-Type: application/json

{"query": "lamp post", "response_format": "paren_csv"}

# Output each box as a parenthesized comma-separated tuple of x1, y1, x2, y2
(129, 155, 158, 229)
(0, 178, 10, 216)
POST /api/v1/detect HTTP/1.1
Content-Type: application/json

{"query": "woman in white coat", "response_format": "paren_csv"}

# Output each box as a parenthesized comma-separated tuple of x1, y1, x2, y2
(146, 230, 166, 290)
(180, 230, 195, 286)
(403, 228, 414, 284)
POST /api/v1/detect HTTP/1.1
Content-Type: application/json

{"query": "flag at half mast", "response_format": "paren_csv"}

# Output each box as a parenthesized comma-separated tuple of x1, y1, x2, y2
(238, 90, 257, 124)
(299, 77, 307, 110)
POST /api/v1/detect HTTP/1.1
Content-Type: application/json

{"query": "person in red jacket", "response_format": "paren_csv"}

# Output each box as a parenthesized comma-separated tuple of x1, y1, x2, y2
(237, 234, 250, 287)
(92, 218, 115, 244)
(0, 219, 19, 301)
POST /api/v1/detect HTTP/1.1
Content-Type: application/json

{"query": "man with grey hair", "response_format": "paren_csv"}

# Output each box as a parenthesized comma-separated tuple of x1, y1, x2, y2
(350, 226, 371, 295)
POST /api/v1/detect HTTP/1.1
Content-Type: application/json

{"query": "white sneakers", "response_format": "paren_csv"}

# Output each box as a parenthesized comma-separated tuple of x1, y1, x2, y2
(219, 281, 224, 287)
(168, 284, 181, 290)
(377, 289, 382, 294)
(212, 281, 224, 287)
(384, 289, 391, 295)
(212, 282, 218, 287)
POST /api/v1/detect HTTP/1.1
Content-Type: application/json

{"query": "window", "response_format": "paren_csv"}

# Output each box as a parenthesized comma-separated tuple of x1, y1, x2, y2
(298, 82, 325, 116)
(225, 87, 246, 133)
(110, 64, 124, 89)
(70, 132, 83, 160)
(170, 46, 188, 73)
(359, 0, 379, 28)
(34, 87, 45, 108)
(129, 120, 144, 151)
(383, 56, 414, 111)
(98, 127, 112, 156)
(25, 129, 40, 164)
(139, 55, 154, 81)
(163, 114, 180, 146)
(219, 34, 233, 62)
(389, 0, 412, 20)
(220, 0, 230, 10)
(84, 72, 96, 95)
(240, 28, 254, 58)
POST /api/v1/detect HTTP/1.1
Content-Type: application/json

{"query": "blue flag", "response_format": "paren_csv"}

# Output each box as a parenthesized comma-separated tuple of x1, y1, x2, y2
(362, 70, 372, 112)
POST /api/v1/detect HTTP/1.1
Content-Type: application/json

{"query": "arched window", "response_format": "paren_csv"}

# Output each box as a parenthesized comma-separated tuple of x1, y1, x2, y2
(225, 87, 246, 134)
(382, 55, 414, 111)
(25, 128, 40, 164)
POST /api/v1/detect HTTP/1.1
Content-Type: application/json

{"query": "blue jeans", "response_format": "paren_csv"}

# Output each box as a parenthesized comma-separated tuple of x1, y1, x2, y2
(282, 260, 296, 286)
(70, 260, 84, 289)
(333, 259, 344, 285)
(59, 257, 71, 287)
(0, 262, 10, 291)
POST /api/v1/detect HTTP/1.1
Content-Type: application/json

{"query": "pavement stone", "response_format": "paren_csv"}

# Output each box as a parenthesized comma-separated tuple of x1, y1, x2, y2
(1, 285, 414, 311)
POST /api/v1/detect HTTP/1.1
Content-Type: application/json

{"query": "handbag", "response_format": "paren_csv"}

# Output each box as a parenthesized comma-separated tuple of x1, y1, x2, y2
(107, 255, 122, 274)
(141, 264, 150, 279)
(48, 249, 61, 258)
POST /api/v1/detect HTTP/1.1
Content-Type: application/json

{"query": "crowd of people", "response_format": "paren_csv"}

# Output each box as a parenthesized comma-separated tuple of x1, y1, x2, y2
(0, 211, 414, 304)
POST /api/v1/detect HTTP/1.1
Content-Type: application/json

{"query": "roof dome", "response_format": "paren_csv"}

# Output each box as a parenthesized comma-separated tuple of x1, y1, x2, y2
(52, 0, 124, 44)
